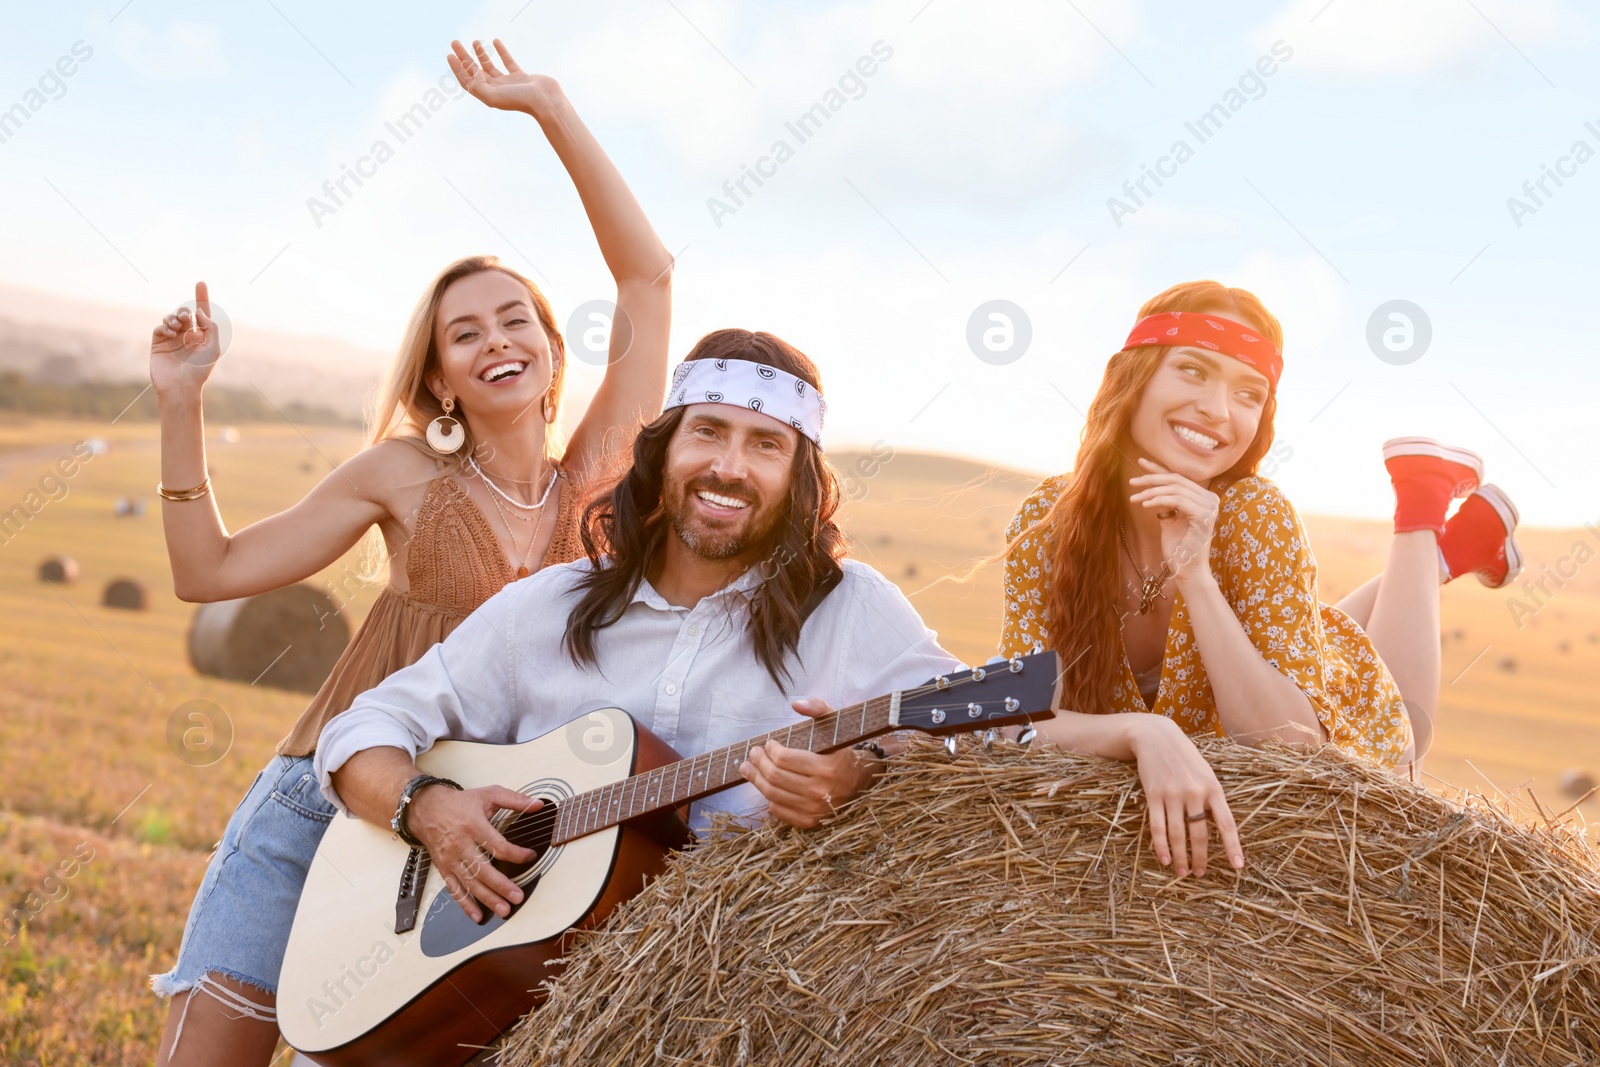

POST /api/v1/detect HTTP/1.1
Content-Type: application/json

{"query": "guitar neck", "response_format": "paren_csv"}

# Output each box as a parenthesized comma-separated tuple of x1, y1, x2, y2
(550, 694, 897, 846)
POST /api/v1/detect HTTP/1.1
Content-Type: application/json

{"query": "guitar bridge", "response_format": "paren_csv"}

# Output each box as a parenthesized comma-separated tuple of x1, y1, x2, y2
(394, 845, 431, 934)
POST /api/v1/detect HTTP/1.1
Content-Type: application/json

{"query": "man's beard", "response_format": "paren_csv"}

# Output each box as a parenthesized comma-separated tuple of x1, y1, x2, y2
(664, 471, 784, 562)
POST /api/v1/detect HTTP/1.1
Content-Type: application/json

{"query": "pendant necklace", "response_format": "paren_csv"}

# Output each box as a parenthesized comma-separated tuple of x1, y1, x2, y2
(1117, 523, 1172, 615)
(479, 477, 549, 579)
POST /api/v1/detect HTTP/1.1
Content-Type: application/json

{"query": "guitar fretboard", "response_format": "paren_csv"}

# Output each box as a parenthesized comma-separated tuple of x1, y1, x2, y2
(551, 693, 896, 846)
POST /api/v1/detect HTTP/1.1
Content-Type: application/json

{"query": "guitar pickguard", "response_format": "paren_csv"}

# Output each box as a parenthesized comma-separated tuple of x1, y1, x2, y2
(419, 778, 569, 958)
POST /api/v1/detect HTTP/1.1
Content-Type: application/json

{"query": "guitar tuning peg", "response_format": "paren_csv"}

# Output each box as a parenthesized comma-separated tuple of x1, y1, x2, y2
(1018, 725, 1037, 747)
(985, 655, 1008, 665)
(982, 728, 998, 749)
(944, 736, 959, 756)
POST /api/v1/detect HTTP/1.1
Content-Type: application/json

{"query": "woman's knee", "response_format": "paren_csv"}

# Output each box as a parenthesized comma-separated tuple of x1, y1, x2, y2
(158, 971, 280, 1067)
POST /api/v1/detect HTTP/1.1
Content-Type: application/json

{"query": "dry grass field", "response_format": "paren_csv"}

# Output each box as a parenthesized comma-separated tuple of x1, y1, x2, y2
(0, 417, 1594, 1064)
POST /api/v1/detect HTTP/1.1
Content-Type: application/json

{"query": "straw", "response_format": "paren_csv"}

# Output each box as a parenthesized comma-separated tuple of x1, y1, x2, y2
(497, 737, 1600, 1066)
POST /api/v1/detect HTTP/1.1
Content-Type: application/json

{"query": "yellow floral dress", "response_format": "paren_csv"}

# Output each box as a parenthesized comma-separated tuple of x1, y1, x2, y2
(999, 473, 1413, 770)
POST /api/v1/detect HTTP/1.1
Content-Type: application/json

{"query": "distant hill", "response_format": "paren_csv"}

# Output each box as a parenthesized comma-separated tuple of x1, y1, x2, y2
(0, 281, 391, 420)
(0, 371, 357, 426)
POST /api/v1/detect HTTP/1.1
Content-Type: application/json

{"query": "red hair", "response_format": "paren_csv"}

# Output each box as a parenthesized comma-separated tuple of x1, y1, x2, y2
(1029, 281, 1282, 713)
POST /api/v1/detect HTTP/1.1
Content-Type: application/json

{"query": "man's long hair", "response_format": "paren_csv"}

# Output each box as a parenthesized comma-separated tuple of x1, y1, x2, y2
(563, 329, 847, 686)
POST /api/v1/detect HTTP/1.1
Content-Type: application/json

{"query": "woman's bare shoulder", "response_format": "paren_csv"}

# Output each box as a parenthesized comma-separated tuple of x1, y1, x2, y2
(338, 437, 454, 502)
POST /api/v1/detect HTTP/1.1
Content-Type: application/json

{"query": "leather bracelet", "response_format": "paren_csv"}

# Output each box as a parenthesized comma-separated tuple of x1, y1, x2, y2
(157, 478, 211, 501)
(390, 773, 462, 848)
(852, 740, 887, 761)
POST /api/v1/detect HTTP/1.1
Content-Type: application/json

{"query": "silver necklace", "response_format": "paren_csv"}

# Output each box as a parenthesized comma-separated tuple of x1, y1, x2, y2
(467, 455, 557, 514)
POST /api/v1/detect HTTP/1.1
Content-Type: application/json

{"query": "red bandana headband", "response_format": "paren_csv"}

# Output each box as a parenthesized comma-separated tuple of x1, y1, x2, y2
(1121, 311, 1282, 390)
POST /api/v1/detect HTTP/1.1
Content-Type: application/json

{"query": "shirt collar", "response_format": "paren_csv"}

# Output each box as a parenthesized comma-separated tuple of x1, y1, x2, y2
(629, 562, 764, 611)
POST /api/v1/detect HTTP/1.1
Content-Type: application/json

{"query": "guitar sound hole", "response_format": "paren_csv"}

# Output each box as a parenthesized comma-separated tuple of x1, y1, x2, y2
(492, 801, 558, 884)
(418, 798, 564, 953)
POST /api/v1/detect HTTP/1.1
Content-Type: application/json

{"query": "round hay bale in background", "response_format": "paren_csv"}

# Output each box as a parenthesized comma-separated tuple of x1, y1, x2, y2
(101, 578, 147, 611)
(187, 583, 350, 693)
(502, 740, 1600, 1067)
(1561, 768, 1597, 800)
(37, 555, 78, 583)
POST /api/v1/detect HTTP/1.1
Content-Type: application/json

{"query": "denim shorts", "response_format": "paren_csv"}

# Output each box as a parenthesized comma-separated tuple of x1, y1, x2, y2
(150, 753, 336, 998)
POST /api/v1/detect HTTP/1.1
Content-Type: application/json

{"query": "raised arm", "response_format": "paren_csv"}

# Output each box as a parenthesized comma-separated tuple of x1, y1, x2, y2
(449, 39, 673, 482)
(151, 281, 390, 602)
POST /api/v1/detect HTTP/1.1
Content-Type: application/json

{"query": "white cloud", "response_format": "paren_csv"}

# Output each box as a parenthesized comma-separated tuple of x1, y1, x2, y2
(1251, 0, 1571, 83)
(469, 0, 1131, 212)
(112, 19, 228, 81)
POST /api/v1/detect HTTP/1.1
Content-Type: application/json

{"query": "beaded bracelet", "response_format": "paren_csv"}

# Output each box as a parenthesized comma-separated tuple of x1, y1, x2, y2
(390, 774, 463, 848)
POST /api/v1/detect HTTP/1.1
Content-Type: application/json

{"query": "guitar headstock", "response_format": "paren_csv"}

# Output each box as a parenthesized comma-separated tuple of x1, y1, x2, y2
(891, 651, 1060, 735)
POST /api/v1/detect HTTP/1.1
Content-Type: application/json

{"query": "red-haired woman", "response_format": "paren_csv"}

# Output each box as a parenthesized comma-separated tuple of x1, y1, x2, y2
(999, 281, 1522, 881)
(147, 41, 672, 1066)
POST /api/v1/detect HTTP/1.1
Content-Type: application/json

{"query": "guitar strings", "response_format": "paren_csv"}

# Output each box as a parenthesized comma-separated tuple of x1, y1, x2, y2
(485, 668, 1037, 853)
(494, 693, 907, 851)
(494, 670, 1038, 853)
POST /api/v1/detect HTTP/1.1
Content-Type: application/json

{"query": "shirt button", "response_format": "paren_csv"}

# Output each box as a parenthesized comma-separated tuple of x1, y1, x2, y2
(688, 624, 700, 637)
(665, 684, 678, 695)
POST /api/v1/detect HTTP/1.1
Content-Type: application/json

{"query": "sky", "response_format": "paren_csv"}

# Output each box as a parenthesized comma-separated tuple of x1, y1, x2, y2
(1, 0, 1597, 525)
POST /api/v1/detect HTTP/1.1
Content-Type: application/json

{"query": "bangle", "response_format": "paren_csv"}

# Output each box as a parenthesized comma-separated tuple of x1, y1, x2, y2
(852, 740, 887, 761)
(158, 478, 210, 501)
(390, 774, 462, 848)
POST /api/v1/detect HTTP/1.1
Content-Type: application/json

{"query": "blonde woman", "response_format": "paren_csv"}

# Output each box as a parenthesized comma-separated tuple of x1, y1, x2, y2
(147, 40, 673, 1066)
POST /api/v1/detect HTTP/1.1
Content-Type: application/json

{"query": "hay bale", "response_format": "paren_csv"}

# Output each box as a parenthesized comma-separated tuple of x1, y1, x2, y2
(37, 555, 78, 583)
(187, 583, 350, 693)
(101, 578, 147, 611)
(500, 739, 1600, 1067)
(1561, 769, 1597, 801)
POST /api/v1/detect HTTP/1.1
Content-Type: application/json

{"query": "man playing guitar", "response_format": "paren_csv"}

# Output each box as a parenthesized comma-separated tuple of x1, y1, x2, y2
(315, 329, 961, 924)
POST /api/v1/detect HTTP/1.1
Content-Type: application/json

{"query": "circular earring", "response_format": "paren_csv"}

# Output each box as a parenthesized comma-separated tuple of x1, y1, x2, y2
(541, 388, 557, 425)
(427, 396, 465, 454)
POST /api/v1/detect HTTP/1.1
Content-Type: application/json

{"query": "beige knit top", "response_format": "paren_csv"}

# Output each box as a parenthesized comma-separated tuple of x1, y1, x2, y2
(277, 464, 587, 757)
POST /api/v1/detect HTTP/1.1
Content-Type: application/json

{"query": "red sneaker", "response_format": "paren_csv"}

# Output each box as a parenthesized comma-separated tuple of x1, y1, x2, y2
(1382, 437, 1484, 536)
(1440, 484, 1523, 588)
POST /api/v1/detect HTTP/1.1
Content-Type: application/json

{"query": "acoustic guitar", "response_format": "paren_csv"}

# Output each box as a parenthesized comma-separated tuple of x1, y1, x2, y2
(279, 651, 1060, 1065)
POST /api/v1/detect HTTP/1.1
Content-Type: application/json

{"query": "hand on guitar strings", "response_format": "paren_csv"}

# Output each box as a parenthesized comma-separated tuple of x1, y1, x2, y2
(410, 783, 544, 923)
(739, 697, 885, 829)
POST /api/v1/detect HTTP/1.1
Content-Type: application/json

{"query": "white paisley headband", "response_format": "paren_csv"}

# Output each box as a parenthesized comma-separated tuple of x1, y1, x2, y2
(665, 358, 827, 447)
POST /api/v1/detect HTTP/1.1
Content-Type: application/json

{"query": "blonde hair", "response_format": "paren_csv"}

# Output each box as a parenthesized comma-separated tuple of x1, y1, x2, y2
(358, 255, 569, 578)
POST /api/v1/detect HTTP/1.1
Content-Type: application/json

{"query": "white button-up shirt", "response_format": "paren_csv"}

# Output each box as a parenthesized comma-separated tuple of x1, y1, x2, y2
(315, 558, 960, 831)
